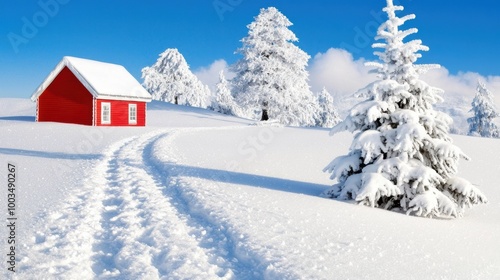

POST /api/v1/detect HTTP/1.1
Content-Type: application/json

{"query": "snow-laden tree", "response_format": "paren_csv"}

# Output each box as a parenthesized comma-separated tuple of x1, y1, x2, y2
(142, 48, 211, 108)
(323, 0, 487, 218)
(316, 87, 341, 128)
(211, 70, 239, 115)
(467, 80, 500, 138)
(232, 7, 317, 126)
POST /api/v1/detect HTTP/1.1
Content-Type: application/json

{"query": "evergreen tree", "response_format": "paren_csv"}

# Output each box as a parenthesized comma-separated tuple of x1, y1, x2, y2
(467, 80, 500, 138)
(142, 48, 211, 108)
(232, 7, 316, 126)
(323, 0, 486, 218)
(316, 87, 341, 128)
(211, 70, 239, 115)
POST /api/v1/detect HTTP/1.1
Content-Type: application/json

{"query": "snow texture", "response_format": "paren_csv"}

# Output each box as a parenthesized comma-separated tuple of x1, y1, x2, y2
(324, 0, 487, 218)
(231, 7, 318, 126)
(0, 98, 498, 279)
(142, 48, 212, 108)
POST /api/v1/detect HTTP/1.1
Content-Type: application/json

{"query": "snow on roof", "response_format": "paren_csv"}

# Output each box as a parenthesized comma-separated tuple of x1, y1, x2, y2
(31, 56, 152, 102)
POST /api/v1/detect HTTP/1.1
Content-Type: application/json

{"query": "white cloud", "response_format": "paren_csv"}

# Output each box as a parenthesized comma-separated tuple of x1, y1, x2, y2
(194, 59, 234, 92)
(419, 68, 500, 133)
(195, 48, 500, 134)
(308, 47, 500, 103)
(308, 48, 376, 96)
(307, 47, 500, 134)
(421, 68, 500, 103)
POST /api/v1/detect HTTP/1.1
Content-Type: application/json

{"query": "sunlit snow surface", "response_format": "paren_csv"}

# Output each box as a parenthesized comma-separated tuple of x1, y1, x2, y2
(0, 99, 499, 279)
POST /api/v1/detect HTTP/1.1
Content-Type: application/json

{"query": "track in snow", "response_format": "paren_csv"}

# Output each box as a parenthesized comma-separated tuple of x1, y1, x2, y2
(143, 134, 262, 279)
(19, 130, 261, 279)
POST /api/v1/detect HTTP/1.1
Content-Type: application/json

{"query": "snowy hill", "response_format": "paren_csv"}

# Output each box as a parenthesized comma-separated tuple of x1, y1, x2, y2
(1, 98, 499, 279)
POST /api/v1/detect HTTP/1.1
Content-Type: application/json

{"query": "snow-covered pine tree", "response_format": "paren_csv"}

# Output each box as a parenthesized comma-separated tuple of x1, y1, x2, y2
(323, 0, 487, 218)
(211, 70, 239, 115)
(467, 80, 500, 138)
(142, 48, 211, 108)
(316, 87, 341, 128)
(232, 7, 316, 126)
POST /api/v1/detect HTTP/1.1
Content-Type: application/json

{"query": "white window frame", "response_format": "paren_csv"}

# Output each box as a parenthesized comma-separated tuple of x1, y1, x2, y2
(128, 104, 137, 125)
(101, 102, 111, 124)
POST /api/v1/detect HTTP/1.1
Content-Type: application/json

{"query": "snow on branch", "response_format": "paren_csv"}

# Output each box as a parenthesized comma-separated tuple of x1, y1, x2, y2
(396, 27, 418, 41)
(351, 130, 386, 165)
(323, 151, 362, 181)
(355, 173, 402, 207)
(323, 0, 487, 218)
(444, 177, 488, 211)
(407, 190, 457, 218)
(468, 80, 500, 138)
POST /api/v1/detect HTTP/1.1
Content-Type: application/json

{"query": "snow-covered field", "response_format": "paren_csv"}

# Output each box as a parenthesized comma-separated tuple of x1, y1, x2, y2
(1, 98, 499, 279)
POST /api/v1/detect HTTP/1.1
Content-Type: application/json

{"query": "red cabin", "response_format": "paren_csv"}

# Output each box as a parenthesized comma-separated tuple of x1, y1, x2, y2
(31, 56, 152, 126)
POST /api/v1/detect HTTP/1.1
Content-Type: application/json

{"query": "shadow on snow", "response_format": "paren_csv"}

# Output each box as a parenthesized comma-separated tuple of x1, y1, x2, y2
(0, 147, 102, 160)
(0, 116, 35, 122)
(163, 163, 328, 197)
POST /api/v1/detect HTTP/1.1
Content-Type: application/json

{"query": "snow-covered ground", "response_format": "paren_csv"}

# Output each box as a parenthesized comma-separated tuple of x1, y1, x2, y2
(1, 98, 499, 279)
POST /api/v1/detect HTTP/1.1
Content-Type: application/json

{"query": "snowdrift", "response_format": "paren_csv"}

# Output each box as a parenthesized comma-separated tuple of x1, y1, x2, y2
(0, 99, 498, 279)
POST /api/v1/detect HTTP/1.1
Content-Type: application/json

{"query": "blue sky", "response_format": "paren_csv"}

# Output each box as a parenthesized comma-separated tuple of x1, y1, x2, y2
(1, 0, 499, 98)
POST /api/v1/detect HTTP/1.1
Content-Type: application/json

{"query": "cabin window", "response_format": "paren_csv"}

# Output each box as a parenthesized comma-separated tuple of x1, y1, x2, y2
(129, 104, 137, 124)
(101, 102, 111, 124)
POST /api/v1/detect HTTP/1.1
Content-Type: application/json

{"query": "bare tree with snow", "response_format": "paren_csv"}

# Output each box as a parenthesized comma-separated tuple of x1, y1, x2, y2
(467, 80, 500, 138)
(142, 48, 211, 108)
(323, 0, 486, 218)
(316, 87, 341, 128)
(232, 7, 317, 126)
(211, 70, 239, 116)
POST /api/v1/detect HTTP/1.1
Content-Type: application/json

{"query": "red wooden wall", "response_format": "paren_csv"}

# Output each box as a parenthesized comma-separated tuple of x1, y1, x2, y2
(95, 99, 146, 126)
(37, 66, 93, 125)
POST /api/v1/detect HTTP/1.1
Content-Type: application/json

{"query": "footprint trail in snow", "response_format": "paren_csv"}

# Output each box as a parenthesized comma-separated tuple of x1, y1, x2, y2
(18, 130, 260, 279)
